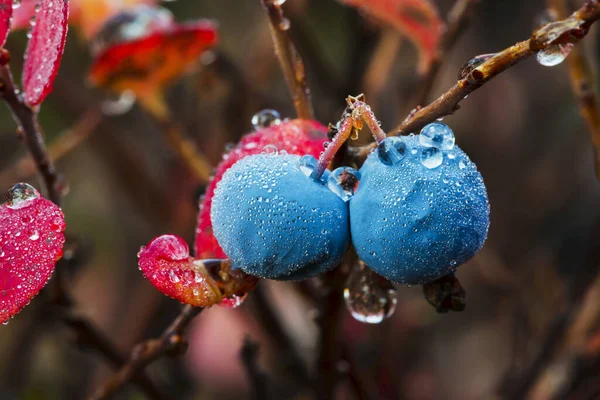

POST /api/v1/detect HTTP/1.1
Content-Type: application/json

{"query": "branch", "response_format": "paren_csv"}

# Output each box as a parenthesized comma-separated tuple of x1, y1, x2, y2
(410, 0, 480, 107)
(260, 0, 314, 120)
(240, 337, 271, 400)
(549, 0, 600, 179)
(356, 0, 600, 157)
(89, 305, 203, 400)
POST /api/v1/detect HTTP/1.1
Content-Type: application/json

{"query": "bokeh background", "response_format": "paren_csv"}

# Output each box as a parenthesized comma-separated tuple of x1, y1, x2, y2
(1, 0, 600, 399)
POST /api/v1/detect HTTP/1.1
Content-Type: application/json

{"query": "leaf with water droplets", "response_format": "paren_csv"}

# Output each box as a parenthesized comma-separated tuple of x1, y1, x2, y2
(336, 0, 444, 72)
(0, 183, 66, 324)
(138, 235, 257, 307)
(0, 0, 12, 47)
(22, 0, 70, 106)
(195, 119, 328, 259)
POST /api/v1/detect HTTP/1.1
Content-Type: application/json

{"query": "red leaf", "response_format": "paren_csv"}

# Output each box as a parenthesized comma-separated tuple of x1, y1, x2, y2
(0, 0, 12, 46)
(338, 0, 445, 72)
(22, 0, 70, 106)
(194, 119, 329, 259)
(0, 183, 66, 324)
(138, 235, 257, 307)
(89, 19, 217, 96)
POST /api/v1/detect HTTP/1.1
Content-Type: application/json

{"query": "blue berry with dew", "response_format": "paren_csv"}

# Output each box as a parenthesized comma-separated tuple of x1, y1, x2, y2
(346, 100, 490, 284)
(210, 119, 356, 280)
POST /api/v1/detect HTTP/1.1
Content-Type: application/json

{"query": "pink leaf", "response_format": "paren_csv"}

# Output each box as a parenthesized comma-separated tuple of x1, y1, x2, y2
(0, 0, 12, 47)
(138, 234, 257, 307)
(0, 183, 66, 324)
(22, 0, 70, 106)
(337, 0, 445, 72)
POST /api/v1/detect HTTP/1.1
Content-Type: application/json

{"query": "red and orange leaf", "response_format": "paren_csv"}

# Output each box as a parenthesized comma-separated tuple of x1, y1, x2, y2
(89, 21, 217, 97)
(22, 0, 70, 106)
(0, 183, 66, 324)
(0, 0, 12, 47)
(195, 119, 328, 259)
(338, 0, 445, 72)
(138, 235, 257, 307)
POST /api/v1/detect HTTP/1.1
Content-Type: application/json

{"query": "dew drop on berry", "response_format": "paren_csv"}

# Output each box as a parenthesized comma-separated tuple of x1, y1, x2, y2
(251, 109, 281, 130)
(343, 261, 397, 324)
(377, 137, 407, 166)
(12, 0, 21, 10)
(298, 154, 317, 176)
(327, 167, 360, 202)
(219, 293, 247, 308)
(419, 123, 455, 150)
(420, 147, 443, 169)
(5, 183, 40, 209)
(535, 44, 573, 67)
(261, 144, 279, 155)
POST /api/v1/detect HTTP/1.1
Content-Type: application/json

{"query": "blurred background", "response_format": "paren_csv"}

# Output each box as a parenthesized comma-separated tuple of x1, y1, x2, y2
(1, 0, 600, 399)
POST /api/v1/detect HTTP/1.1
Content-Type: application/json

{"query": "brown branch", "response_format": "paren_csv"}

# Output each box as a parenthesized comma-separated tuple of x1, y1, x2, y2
(356, 0, 600, 157)
(260, 0, 314, 120)
(89, 305, 203, 400)
(549, 0, 600, 179)
(410, 0, 480, 107)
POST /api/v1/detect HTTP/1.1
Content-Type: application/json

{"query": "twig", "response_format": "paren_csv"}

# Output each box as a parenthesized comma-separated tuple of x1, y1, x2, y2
(356, 0, 600, 157)
(362, 30, 404, 103)
(89, 305, 203, 400)
(0, 108, 102, 186)
(549, 0, 600, 180)
(410, 0, 480, 107)
(240, 337, 271, 400)
(0, 61, 62, 205)
(260, 0, 314, 120)
(251, 284, 310, 385)
(0, 56, 164, 399)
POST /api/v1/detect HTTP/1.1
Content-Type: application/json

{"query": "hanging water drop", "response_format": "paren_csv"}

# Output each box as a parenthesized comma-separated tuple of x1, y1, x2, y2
(12, 0, 21, 10)
(101, 90, 136, 116)
(251, 109, 282, 130)
(420, 147, 443, 169)
(5, 183, 39, 209)
(377, 137, 407, 166)
(535, 43, 573, 67)
(343, 261, 397, 324)
(327, 167, 360, 202)
(419, 123, 455, 150)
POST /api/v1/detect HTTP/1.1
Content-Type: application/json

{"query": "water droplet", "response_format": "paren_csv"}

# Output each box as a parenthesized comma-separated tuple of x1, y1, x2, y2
(261, 144, 279, 155)
(169, 269, 180, 283)
(419, 123, 455, 150)
(2, 320, 8, 325)
(420, 147, 443, 169)
(29, 231, 39, 241)
(459, 160, 466, 170)
(12, 0, 21, 9)
(327, 167, 360, 202)
(5, 183, 39, 209)
(273, 0, 286, 5)
(343, 262, 397, 324)
(219, 293, 248, 308)
(535, 43, 573, 66)
(299, 155, 317, 176)
(458, 53, 497, 79)
(377, 137, 407, 166)
(101, 90, 136, 116)
(251, 109, 281, 130)
(278, 17, 290, 30)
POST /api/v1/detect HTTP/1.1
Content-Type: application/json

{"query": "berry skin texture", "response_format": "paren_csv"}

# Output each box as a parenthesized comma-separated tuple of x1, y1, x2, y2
(195, 119, 328, 259)
(211, 153, 350, 280)
(350, 135, 489, 285)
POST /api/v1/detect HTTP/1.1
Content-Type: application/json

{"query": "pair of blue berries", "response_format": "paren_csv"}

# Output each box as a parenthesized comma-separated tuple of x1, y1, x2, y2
(210, 122, 490, 285)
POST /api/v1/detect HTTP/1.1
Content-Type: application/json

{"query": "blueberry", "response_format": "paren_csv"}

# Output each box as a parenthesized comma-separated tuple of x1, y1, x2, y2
(211, 153, 350, 280)
(350, 134, 489, 284)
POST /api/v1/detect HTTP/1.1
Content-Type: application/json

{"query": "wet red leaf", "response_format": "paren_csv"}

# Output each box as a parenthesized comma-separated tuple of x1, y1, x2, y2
(0, 183, 66, 324)
(89, 20, 217, 97)
(0, 0, 12, 46)
(338, 0, 445, 72)
(22, 0, 70, 106)
(194, 119, 329, 259)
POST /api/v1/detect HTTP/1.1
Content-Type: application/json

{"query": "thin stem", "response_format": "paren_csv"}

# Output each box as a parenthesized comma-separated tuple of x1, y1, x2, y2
(348, 97, 387, 143)
(549, 0, 600, 180)
(312, 115, 353, 180)
(356, 0, 600, 157)
(260, 0, 314, 120)
(410, 0, 480, 107)
(0, 62, 61, 205)
(89, 305, 203, 400)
